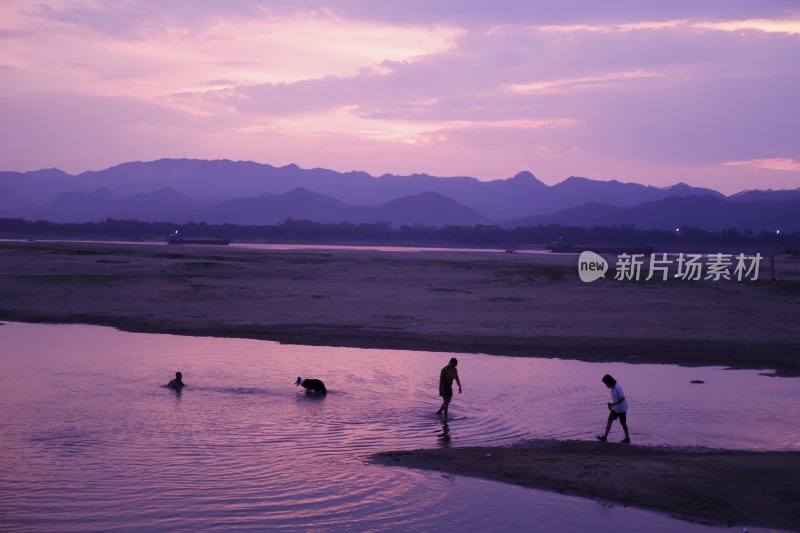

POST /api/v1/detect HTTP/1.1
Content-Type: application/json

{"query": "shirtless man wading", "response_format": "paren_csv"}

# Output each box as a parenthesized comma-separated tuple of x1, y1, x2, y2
(436, 358, 462, 419)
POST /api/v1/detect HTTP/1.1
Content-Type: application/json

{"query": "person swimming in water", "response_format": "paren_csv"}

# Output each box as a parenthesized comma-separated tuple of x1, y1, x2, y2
(436, 358, 462, 419)
(167, 371, 185, 390)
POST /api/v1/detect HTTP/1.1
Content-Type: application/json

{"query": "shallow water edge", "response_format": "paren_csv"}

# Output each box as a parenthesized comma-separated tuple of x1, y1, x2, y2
(1, 313, 797, 376)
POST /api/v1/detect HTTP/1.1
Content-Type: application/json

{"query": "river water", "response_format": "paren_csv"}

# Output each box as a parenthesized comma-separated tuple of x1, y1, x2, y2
(1, 322, 797, 532)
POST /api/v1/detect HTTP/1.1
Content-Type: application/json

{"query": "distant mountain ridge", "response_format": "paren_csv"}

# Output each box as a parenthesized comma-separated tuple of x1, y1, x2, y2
(12, 187, 489, 228)
(201, 188, 347, 226)
(0, 158, 738, 214)
(2, 158, 799, 230)
(506, 195, 800, 232)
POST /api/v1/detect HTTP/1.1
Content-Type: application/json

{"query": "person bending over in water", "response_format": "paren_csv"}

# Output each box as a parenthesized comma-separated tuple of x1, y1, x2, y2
(167, 371, 185, 390)
(436, 358, 462, 418)
(597, 374, 630, 443)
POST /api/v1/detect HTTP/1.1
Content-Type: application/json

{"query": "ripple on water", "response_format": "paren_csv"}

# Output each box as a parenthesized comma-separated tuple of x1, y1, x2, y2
(2, 322, 799, 531)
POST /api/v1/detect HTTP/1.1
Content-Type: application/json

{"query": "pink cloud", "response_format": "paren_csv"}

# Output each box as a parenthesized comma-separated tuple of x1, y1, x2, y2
(0, 0, 797, 194)
(724, 158, 800, 171)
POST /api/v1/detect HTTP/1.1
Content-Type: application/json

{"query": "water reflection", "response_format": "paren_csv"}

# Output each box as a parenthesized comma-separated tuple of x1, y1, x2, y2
(2, 322, 798, 532)
(437, 421, 452, 446)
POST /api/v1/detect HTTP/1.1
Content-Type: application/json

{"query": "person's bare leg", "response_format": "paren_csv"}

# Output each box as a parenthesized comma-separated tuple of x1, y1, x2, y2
(437, 396, 450, 415)
(442, 397, 451, 419)
(620, 417, 630, 442)
(597, 418, 613, 441)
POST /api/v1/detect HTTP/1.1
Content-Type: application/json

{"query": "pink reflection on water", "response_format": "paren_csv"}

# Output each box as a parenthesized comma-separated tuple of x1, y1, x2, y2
(1, 321, 797, 531)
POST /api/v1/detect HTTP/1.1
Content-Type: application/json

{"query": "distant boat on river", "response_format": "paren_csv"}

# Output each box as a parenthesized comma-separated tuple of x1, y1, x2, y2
(166, 230, 230, 245)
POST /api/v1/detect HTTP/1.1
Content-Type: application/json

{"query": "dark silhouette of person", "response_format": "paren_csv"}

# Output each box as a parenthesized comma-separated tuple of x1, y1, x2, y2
(167, 371, 185, 390)
(596, 374, 630, 443)
(436, 357, 462, 418)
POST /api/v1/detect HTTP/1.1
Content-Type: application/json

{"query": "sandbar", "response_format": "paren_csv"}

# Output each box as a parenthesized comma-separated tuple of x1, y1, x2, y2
(373, 440, 800, 530)
(0, 240, 798, 374)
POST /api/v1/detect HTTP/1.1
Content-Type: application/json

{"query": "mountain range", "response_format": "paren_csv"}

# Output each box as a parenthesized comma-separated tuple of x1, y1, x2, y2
(1, 158, 799, 231)
(507, 195, 800, 232)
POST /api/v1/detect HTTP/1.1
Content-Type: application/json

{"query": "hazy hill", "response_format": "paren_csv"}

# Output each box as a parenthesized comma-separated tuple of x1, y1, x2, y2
(547, 177, 724, 208)
(193, 188, 487, 226)
(0, 168, 73, 209)
(199, 188, 348, 225)
(33, 188, 115, 222)
(506, 195, 800, 232)
(727, 189, 800, 202)
(16, 187, 214, 223)
(345, 192, 488, 226)
(9, 186, 490, 227)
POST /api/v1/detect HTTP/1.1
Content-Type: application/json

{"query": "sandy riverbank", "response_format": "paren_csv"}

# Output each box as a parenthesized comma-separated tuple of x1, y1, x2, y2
(373, 440, 800, 530)
(0, 240, 798, 374)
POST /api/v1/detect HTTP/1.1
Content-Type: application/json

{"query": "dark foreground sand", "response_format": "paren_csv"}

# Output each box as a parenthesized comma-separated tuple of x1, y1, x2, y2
(373, 440, 800, 530)
(1, 240, 799, 374)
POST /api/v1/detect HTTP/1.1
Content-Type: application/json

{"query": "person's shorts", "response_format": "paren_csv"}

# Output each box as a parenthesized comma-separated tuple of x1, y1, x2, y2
(608, 410, 627, 423)
(439, 386, 453, 399)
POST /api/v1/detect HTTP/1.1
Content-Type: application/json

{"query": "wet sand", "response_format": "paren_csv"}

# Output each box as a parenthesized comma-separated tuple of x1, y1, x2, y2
(373, 440, 800, 531)
(0, 240, 798, 374)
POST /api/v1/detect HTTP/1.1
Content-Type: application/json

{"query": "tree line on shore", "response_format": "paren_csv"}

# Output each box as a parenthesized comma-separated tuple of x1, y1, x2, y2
(0, 217, 796, 250)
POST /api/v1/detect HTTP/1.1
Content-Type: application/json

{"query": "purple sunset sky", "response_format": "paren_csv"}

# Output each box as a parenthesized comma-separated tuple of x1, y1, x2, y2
(0, 0, 798, 193)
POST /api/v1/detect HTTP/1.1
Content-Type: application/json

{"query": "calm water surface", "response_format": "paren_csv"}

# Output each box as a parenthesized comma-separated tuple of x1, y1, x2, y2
(1, 322, 798, 532)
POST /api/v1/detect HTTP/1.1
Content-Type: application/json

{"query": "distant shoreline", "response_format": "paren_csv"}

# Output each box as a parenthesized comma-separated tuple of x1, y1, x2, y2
(2, 214, 798, 251)
(1, 241, 798, 375)
(372, 440, 800, 531)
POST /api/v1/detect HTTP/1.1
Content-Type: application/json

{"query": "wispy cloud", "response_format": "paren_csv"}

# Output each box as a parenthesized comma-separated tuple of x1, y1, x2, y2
(724, 158, 800, 171)
(508, 70, 665, 94)
(695, 19, 800, 34)
(535, 18, 800, 34)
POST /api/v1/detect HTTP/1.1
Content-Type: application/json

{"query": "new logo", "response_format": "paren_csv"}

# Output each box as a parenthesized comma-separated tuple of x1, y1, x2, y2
(578, 251, 608, 282)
